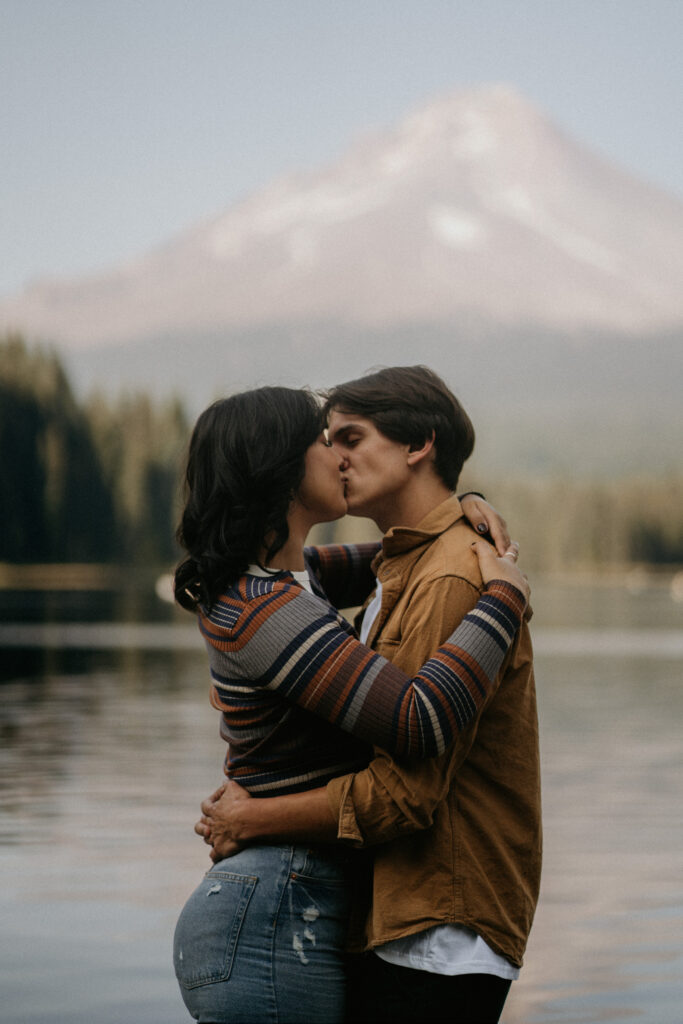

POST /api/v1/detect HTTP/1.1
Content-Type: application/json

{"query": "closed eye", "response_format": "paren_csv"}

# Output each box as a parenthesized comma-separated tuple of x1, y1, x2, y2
(332, 431, 361, 449)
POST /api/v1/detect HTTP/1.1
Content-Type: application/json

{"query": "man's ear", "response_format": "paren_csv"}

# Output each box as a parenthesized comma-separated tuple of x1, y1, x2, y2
(406, 431, 436, 467)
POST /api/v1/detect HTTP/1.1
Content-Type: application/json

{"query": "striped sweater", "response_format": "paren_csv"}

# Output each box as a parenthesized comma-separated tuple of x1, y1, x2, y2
(199, 543, 525, 795)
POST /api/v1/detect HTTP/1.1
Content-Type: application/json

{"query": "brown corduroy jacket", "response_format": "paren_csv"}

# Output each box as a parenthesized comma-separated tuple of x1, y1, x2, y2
(326, 495, 542, 968)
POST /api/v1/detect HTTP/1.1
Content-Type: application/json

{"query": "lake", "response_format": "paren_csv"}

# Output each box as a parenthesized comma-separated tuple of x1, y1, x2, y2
(1, 573, 682, 1023)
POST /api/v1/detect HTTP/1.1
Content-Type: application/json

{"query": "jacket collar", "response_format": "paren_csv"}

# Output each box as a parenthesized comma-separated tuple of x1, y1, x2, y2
(373, 494, 465, 568)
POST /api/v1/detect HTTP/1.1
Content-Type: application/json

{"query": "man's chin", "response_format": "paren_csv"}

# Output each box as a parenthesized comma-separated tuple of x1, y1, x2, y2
(344, 491, 372, 521)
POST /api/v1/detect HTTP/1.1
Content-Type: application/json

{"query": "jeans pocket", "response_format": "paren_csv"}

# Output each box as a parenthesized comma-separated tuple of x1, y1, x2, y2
(173, 870, 257, 990)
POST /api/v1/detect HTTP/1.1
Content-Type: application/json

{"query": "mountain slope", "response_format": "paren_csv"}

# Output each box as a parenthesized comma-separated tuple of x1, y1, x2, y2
(3, 84, 682, 477)
(3, 84, 683, 350)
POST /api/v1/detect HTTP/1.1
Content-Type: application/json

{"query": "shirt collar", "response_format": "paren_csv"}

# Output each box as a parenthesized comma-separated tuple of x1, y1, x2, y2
(375, 494, 465, 564)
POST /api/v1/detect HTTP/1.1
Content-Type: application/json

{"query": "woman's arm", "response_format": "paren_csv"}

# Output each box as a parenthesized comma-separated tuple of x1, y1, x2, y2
(458, 493, 511, 554)
(305, 498, 510, 608)
(305, 541, 380, 609)
(203, 540, 528, 760)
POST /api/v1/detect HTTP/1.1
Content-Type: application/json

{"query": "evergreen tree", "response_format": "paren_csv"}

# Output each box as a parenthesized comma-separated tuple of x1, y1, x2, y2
(85, 390, 188, 563)
(2, 332, 680, 570)
(0, 334, 118, 561)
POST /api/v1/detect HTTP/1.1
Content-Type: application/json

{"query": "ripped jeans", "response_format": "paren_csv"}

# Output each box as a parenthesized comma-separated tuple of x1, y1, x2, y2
(173, 844, 355, 1023)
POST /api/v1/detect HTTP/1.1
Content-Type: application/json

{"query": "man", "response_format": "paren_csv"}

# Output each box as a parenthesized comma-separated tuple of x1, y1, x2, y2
(198, 366, 541, 1024)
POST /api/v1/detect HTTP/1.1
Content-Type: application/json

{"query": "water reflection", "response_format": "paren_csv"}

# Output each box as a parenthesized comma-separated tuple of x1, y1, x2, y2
(508, 650, 683, 1024)
(0, 639, 223, 1023)
(0, 579, 682, 1023)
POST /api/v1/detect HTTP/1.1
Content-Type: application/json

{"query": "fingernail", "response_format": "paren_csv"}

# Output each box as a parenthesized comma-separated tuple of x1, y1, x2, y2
(476, 523, 487, 534)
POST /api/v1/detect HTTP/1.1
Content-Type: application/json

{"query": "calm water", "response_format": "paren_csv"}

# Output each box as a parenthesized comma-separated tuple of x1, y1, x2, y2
(1, 575, 682, 1023)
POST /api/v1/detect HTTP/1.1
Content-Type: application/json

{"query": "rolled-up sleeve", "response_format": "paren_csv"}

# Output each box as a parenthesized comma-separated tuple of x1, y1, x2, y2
(326, 748, 456, 845)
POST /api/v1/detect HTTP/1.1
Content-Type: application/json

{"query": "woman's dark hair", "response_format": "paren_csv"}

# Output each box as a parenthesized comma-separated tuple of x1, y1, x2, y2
(174, 386, 323, 612)
(323, 365, 474, 490)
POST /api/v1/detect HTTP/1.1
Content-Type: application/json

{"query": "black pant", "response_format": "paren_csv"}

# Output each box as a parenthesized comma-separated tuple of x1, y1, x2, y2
(345, 952, 512, 1024)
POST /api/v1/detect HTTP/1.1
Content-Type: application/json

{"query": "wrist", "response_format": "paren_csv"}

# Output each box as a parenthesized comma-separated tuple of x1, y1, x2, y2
(484, 578, 527, 617)
(234, 798, 274, 842)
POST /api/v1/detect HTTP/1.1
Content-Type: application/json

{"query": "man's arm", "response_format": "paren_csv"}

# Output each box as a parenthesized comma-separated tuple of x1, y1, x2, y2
(198, 781, 337, 862)
(199, 745, 460, 862)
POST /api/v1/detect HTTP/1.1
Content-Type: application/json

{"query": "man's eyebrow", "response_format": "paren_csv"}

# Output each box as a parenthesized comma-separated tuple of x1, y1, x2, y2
(330, 422, 364, 439)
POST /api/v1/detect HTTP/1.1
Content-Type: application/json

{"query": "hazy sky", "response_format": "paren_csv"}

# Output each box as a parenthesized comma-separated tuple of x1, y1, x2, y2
(2, 0, 681, 297)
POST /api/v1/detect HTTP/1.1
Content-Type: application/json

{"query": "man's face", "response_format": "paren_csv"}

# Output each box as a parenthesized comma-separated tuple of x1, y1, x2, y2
(327, 409, 413, 526)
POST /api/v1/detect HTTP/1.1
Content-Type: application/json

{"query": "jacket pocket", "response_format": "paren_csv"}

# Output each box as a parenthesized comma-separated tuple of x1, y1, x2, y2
(173, 870, 257, 989)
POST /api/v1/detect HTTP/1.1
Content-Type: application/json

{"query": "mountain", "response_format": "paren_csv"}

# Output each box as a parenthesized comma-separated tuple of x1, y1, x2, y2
(2, 84, 682, 475)
(4, 84, 683, 347)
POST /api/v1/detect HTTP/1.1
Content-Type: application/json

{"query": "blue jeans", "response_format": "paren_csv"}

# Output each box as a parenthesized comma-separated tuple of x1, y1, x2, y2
(173, 844, 355, 1023)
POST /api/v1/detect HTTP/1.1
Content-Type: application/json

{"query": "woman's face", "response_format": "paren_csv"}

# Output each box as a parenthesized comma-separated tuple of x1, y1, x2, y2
(295, 432, 348, 524)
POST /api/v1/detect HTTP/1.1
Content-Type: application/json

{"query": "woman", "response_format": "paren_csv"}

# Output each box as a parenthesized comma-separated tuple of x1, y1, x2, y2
(172, 387, 528, 1024)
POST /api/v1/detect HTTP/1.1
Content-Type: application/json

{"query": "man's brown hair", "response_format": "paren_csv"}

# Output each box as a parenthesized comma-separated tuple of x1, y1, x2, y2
(323, 365, 475, 490)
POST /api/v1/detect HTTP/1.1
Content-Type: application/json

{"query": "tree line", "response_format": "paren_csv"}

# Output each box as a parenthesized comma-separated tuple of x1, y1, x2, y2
(468, 475, 683, 573)
(0, 334, 188, 565)
(1, 333, 681, 570)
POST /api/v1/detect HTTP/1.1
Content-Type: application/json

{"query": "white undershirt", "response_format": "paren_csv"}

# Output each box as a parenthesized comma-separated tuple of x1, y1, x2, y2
(375, 925, 519, 980)
(360, 580, 520, 980)
(359, 580, 383, 643)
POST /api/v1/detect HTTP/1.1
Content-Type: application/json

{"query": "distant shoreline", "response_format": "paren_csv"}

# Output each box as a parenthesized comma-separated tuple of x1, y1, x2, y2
(1, 561, 681, 592)
(0, 563, 163, 590)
